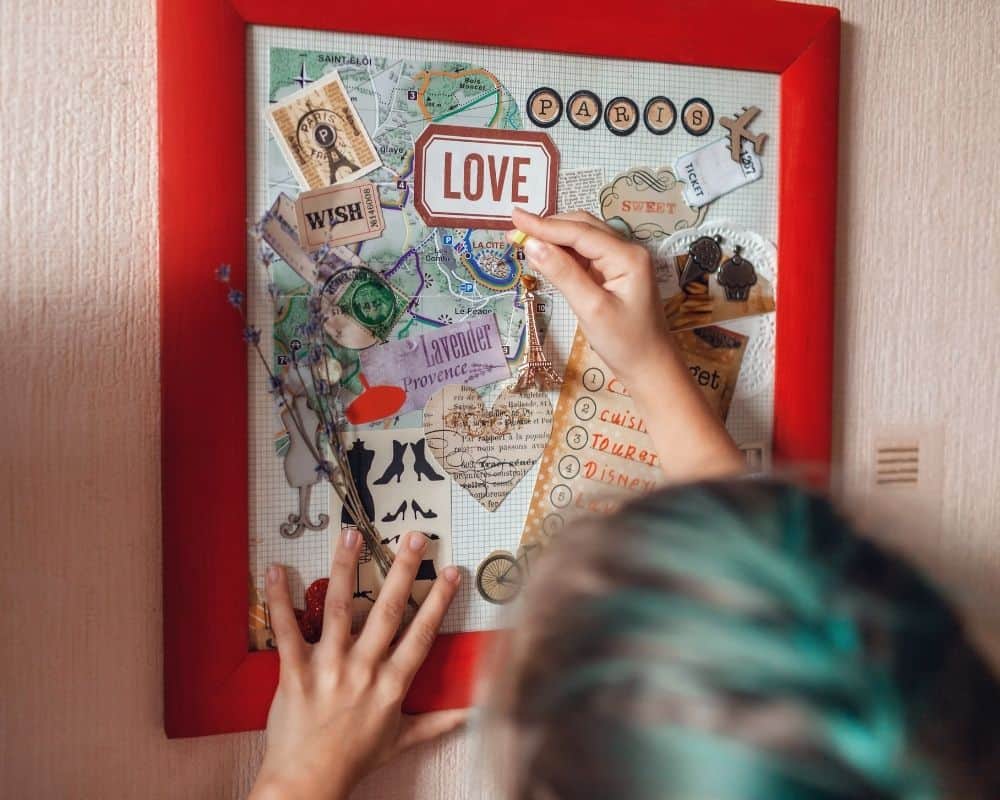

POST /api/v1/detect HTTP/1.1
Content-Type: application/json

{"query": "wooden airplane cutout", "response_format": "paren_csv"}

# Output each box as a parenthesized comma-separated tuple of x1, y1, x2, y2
(720, 106, 767, 163)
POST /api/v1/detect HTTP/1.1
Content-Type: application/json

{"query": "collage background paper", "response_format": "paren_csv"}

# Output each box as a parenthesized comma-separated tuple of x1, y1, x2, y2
(247, 26, 779, 635)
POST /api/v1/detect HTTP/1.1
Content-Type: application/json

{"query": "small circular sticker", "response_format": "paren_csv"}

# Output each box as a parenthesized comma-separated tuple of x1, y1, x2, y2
(567, 90, 602, 130)
(550, 484, 573, 509)
(582, 367, 605, 392)
(542, 514, 565, 536)
(574, 396, 597, 421)
(526, 87, 563, 128)
(681, 98, 714, 136)
(604, 96, 639, 136)
(558, 455, 581, 480)
(643, 96, 676, 135)
(566, 425, 588, 450)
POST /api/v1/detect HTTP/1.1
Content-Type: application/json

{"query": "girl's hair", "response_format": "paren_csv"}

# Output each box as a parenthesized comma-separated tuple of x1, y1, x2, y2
(484, 480, 1000, 800)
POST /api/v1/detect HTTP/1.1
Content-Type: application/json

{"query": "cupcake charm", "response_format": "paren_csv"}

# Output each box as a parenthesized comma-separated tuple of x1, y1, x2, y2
(679, 235, 723, 289)
(717, 245, 757, 301)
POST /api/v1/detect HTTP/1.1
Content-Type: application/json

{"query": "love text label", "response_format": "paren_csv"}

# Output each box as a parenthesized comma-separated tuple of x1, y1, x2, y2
(414, 124, 559, 230)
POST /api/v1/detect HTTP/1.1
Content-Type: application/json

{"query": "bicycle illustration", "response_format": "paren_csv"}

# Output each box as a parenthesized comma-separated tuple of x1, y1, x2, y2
(475, 540, 545, 605)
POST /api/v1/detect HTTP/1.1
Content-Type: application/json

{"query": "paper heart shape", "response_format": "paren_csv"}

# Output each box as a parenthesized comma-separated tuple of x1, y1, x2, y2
(423, 385, 553, 512)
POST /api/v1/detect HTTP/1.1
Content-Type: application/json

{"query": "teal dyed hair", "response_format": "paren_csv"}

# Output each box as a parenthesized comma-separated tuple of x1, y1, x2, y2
(485, 481, 1000, 800)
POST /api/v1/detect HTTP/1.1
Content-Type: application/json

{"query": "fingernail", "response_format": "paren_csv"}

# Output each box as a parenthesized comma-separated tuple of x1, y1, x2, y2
(266, 564, 280, 584)
(523, 237, 547, 261)
(342, 527, 359, 548)
(443, 565, 460, 584)
(408, 532, 427, 552)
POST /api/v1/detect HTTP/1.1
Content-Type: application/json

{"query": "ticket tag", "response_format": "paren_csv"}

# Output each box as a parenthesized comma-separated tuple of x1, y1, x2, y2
(294, 181, 385, 251)
(674, 137, 762, 208)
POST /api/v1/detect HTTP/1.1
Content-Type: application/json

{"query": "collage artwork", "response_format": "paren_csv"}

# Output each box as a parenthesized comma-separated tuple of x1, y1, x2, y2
(246, 28, 780, 649)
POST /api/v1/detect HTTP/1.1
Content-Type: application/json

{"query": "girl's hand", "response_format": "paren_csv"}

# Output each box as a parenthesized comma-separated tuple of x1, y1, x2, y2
(508, 207, 744, 481)
(507, 208, 673, 386)
(250, 529, 467, 800)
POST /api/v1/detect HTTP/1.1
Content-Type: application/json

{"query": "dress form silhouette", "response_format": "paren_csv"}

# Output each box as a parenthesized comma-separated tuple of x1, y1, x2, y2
(341, 439, 375, 526)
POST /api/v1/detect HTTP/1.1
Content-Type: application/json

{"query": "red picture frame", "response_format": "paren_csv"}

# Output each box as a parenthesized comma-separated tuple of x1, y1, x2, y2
(160, 0, 840, 738)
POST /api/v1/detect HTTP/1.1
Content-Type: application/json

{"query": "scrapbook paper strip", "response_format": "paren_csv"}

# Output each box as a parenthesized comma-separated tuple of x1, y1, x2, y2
(557, 167, 604, 215)
(520, 324, 744, 555)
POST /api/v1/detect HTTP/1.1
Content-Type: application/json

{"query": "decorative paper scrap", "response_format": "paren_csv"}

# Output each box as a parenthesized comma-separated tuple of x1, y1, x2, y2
(599, 167, 706, 242)
(329, 429, 452, 607)
(674, 137, 762, 208)
(671, 326, 748, 420)
(249, 575, 272, 651)
(359, 314, 510, 421)
(423, 385, 553, 512)
(656, 222, 776, 333)
(261, 193, 325, 286)
(413, 124, 559, 230)
(519, 323, 742, 555)
(267, 70, 382, 190)
(294, 180, 385, 251)
(557, 167, 604, 216)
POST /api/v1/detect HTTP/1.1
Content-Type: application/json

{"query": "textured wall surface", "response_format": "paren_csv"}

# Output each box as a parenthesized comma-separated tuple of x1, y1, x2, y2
(1, 1, 998, 797)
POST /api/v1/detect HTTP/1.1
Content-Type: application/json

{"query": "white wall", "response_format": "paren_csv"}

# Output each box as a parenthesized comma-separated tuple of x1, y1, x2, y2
(2, 1, 997, 797)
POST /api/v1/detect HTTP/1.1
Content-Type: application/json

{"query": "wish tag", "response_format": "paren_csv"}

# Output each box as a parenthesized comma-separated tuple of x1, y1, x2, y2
(674, 137, 762, 208)
(423, 385, 553, 512)
(295, 180, 385, 251)
(360, 315, 510, 420)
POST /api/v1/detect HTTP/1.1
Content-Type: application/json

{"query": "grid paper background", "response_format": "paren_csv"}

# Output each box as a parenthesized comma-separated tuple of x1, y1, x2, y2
(247, 25, 779, 636)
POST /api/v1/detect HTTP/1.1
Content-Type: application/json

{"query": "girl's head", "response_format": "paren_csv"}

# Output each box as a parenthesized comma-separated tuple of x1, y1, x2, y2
(484, 480, 999, 799)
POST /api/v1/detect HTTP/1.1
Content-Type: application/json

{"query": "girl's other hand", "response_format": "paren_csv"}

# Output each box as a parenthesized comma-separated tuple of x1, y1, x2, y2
(508, 208, 673, 386)
(250, 530, 466, 800)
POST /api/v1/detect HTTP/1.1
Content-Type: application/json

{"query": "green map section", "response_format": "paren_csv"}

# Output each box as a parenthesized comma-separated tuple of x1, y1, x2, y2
(268, 48, 551, 409)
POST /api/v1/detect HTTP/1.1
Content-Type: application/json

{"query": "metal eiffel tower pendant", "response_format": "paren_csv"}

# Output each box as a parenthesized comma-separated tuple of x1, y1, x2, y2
(513, 274, 563, 392)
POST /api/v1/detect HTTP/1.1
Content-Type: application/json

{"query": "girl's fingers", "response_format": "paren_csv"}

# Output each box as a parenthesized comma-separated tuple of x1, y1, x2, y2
(389, 565, 462, 682)
(265, 564, 307, 669)
(353, 532, 427, 663)
(511, 207, 635, 264)
(394, 709, 470, 755)
(513, 229, 610, 319)
(319, 527, 363, 652)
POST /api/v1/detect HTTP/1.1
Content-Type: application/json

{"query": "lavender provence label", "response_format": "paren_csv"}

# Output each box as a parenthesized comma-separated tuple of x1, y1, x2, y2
(360, 314, 510, 416)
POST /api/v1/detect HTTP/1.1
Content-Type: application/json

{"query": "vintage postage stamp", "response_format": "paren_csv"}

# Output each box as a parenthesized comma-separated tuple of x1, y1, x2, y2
(323, 267, 408, 343)
(294, 180, 385, 251)
(359, 314, 510, 419)
(267, 70, 382, 190)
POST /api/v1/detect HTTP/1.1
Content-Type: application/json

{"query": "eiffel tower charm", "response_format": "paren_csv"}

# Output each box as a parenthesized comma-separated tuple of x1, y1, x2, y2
(513, 274, 563, 392)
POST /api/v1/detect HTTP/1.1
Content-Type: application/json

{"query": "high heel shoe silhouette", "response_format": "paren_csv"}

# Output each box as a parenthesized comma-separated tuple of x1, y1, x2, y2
(373, 440, 407, 485)
(381, 501, 407, 523)
(411, 439, 444, 481)
(411, 500, 438, 519)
